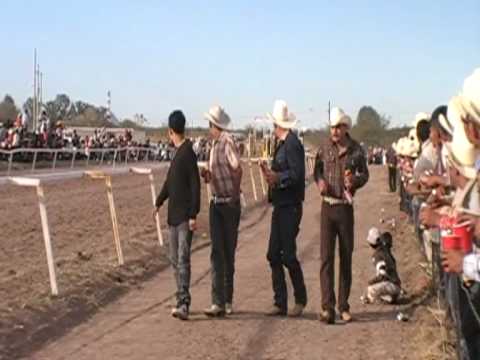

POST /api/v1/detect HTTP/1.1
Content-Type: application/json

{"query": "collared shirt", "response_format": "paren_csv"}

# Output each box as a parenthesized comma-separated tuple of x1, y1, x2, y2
(270, 131, 305, 206)
(314, 134, 369, 199)
(209, 131, 242, 198)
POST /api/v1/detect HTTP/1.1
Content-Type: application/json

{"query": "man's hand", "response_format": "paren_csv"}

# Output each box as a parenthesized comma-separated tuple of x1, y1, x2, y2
(442, 250, 464, 273)
(317, 179, 327, 195)
(344, 170, 354, 191)
(189, 218, 197, 232)
(152, 206, 160, 222)
(200, 168, 211, 183)
(265, 170, 279, 187)
(420, 174, 440, 188)
(419, 206, 441, 227)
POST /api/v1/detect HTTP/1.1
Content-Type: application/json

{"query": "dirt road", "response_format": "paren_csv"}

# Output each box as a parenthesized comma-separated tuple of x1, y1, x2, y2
(29, 167, 419, 360)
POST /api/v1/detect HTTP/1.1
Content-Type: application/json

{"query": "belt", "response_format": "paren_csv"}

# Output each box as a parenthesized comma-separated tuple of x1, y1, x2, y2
(211, 195, 233, 205)
(323, 196, 350, 205)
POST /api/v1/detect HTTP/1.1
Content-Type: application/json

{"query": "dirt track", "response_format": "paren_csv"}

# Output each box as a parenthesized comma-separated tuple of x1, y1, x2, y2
(25, 166, 430, 360)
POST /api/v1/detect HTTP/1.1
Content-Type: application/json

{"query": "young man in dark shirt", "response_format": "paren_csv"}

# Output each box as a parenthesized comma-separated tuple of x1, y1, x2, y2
(154, 110, 201, 320)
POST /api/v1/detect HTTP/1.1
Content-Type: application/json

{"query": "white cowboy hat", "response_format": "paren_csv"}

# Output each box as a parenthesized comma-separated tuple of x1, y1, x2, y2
(403, 138, 419, 158)
(329, 107, 352, 128)
(438, 112, 454, 136)
(444, 109, 479, 179)
(367, 227, 381, 246)
(204, 105, 231, 130)
(413, 112, 431, 128)
(266, 100, 297, 129)
(449, 69, 480, 126)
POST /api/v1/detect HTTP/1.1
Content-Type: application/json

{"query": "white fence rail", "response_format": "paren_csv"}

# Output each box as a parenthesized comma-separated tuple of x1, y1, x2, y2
(0, 147, 159, 176)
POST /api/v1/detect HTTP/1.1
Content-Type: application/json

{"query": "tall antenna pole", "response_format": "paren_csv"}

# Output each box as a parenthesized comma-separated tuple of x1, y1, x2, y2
(37, 64, 41, 119)
(328, 101, 331, 125)
(40, 71, 43, 111)
(33, 49, 37, 132)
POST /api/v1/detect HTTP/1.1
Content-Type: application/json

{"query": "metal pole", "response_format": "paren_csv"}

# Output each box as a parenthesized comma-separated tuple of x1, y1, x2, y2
(36, 185, 59, 296)
(149, 173, 164, 246)
(33, 49, 37, 132)
(105, 176, 124, 265)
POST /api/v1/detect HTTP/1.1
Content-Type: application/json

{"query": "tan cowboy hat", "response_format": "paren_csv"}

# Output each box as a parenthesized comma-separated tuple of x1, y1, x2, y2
(448, 69, 480, 127)
(329, 107, 352, 128)
(204, 105, 231, 130)
(266, 100, 297, 129)
(403, 138, 419, 158)
(444, 118, 479, 179)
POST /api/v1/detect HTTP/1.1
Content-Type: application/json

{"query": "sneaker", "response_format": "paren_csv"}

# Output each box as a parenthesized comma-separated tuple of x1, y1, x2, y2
(204, 304, 226, 317)
(177, 304, 189, 321)
(225, 303, 233, 315)
(289, 304, 305, 317)
(171, 307, 180, 318)
(341, 311, 353, 323)
(318, 309, 335, 324)
(266, 304, 287, 317)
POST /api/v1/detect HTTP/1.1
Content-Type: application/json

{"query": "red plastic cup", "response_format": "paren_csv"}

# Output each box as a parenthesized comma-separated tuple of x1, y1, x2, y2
(441, 234, 461, 251)
(453, 221, 473, 253)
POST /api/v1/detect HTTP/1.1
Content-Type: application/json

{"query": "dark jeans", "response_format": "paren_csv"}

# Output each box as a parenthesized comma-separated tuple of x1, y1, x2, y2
(169, 222, 193, 306)
(320, 202, 354, 313)
(267, 203, 307, 310)
(388, 166, 397, 192)
(209, 200, 241, 307)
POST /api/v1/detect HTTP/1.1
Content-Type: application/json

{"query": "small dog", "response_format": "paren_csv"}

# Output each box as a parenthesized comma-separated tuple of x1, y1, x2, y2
(361, 227, 402, 304)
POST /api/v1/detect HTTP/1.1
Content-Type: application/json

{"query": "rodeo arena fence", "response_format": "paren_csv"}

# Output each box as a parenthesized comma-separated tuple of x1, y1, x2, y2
(1, 146, 316, 298)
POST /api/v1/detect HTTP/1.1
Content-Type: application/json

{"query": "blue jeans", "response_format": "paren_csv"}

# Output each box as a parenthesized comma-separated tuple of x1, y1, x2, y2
(169, 222, 193, 306)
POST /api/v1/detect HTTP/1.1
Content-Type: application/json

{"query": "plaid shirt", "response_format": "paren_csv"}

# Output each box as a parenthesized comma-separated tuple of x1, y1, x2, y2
(209, 131, 242, 198)
(314, 134, 369, 199)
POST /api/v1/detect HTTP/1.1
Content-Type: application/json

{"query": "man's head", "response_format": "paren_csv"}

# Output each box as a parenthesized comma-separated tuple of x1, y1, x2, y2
(416, 119, 431, 144)
(329, 107, 351, 144)
(267, 100, 296, 139)
(273, 123, 289, 140)
(431, 105, 452, 143)
(168, 110, 186, 145)
(204, 105, 230, 140)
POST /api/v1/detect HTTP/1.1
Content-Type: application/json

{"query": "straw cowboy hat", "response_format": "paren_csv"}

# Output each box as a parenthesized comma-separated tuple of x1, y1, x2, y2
(403, 138, 419, 158)
(204, 105, 231, 130)
(444, 117, 479, 179)
(267, 100, 297, 129)
(449, 69, 480, 126)
(329, 107, 352, 128)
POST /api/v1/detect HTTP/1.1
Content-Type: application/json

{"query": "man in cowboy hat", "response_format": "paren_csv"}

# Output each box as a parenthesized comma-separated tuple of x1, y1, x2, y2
(201, 105, 243, 317)
(261, 100, 307, 317)
(314, 107, 369, 324)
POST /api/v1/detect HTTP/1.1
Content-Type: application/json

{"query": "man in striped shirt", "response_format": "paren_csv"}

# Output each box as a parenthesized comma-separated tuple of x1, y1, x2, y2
(201, 105, 243, 317)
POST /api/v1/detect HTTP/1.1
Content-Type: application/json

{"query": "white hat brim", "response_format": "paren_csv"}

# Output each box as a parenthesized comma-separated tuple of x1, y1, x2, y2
(204, 112, 229, 130)
(266, 113, 297, 129)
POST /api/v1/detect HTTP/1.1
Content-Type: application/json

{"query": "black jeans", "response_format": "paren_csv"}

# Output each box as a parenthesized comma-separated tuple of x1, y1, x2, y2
(209, 200, 241, 307)
(267, 203, 307, 310)
(388, 166, 397, 192)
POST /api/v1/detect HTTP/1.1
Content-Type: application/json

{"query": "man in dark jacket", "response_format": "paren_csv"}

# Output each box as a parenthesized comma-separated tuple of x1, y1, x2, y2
(262, 100, 307, 317)
(386, 145, 398, 192)
(154, 110, 201, 320)
(315, 107, 369, 324)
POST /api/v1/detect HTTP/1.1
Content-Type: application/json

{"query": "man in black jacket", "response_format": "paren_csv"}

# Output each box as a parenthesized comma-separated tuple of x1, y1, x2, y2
(262, 100, 307, 317)
(154, 110, 201, 320)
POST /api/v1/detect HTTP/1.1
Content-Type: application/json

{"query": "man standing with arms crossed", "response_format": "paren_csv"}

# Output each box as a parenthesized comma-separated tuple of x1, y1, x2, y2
(262, 100, 308, 317)
(154, 110, 200, 321)
(314, 107, 369, 324)
(201, 105, 243, 317)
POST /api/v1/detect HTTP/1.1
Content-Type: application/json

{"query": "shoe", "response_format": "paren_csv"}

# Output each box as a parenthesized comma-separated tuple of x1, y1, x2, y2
(266, 304, 287, 316)
(318, 309, 335, 324)
(171, 307, 180, 318)
(289, 304, 305, 317)
(176, 304, 189, 320)
(226, 303, 233, 315)
(341, 311, 353, 323)
(204, 304, 226, 317)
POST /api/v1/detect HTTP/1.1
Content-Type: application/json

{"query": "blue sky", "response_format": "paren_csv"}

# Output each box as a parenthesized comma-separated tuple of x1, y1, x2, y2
(1, 0, 479, 128)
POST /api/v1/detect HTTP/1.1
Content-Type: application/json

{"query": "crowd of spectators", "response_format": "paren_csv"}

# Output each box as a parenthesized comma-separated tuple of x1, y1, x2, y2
(393, 68, 480, 359)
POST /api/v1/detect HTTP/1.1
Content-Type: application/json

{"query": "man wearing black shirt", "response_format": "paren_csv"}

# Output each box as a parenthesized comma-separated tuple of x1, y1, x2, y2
(154, 110, 201, 320)
(262, 100, 307, 317)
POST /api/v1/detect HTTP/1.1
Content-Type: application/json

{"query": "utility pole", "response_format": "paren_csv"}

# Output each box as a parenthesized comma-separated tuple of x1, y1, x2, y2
(40, 71, 43, 112)
(33, 49, 37, 132)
